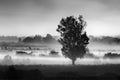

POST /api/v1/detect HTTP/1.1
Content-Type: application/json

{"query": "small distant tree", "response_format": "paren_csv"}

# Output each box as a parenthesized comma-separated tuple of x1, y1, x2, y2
(49, 50, 58, 55)
(33, 35, 42, 42)
(56, 15, 89, 65)
(22, 37, 34, 43)
(43, 34, 57, 43)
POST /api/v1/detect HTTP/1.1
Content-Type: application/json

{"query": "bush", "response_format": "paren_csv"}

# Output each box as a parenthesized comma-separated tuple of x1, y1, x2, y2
(104, 52, 120, 58)
(49, 50, 59, 55)
(1, 55, 13, 65)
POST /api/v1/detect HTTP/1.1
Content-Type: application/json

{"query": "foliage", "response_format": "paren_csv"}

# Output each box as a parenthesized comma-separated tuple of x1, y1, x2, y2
(104, 52, 120, 58)
(22, 34, 57, 43)
(43, 34, 57, 43)
(49, 50, 58, 55)
(33, 35, 42, 42)
(56, 15, 89, 64)
(22, 37, 34, 43)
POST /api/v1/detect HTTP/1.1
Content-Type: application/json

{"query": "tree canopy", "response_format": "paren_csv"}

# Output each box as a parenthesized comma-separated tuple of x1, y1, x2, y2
(57, 15, 89, 65)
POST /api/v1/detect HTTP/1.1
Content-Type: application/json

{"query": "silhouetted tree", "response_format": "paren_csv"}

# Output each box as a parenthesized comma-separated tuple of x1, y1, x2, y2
(43, 34, 57, 43)
(33, 35, 42, 42)
(49, 50, 59, 55)
(57, 15, 89, 65)
(22, 37, 34, 43)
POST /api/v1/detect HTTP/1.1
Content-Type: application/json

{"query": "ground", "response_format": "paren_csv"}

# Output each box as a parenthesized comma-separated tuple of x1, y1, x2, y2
(0, 64, 120, 80)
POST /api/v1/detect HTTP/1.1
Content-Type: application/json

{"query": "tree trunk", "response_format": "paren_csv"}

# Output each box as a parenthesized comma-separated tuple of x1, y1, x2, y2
(72, 59, 75, 65)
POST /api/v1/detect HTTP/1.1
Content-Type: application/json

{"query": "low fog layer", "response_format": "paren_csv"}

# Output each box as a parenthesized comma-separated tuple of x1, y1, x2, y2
(1, 54, 120, 65)
(0, 50, 120, 65)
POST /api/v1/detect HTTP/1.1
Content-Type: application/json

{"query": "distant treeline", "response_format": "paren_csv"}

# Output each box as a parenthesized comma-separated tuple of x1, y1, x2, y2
(0, 34, 60, 50)
(21, 34, 58, 44)
(0, 35, 120, 45)
(89, 36, 120, 45)
(0, 36, 18, 42)
(0, 34, 58, 44)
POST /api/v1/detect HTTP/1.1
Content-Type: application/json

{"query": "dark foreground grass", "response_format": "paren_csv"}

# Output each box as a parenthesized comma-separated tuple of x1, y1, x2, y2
(0, 64, 120, 80)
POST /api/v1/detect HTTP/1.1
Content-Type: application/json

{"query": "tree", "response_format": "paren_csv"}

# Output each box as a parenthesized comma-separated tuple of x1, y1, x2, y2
(33, 35, 42, 43)
(43, 34, 57, 43)
(22, 37, 34, 43)
(56, 15, 89, 65)
(49, 50, 59, 55)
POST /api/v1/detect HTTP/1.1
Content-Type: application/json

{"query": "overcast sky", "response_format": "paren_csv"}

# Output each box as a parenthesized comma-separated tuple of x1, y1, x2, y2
(0, 0, 120, 36)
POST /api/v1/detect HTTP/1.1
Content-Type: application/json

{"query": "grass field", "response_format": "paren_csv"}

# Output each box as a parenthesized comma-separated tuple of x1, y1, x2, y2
(0, 64, 120, 80)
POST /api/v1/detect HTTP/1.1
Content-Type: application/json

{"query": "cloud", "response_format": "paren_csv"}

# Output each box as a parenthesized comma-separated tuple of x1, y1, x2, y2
(98, 0, 120, 10)
(0, 0, 119, 36)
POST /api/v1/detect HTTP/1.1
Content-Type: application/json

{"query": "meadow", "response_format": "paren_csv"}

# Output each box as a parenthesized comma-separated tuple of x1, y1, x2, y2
(0, 64, 120, 80)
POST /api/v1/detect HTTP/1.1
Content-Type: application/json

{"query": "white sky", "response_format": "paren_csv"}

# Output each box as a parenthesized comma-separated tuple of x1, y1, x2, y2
(0, 0, 120, 36)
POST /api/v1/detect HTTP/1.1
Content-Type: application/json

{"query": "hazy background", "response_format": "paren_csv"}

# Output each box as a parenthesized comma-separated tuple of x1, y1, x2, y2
(0, 0, 120, 36)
